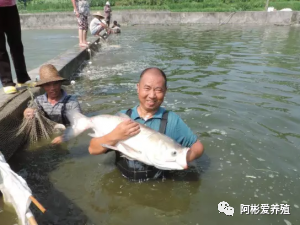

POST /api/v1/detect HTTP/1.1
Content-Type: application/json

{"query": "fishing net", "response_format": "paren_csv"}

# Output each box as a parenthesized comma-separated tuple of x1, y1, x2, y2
(16, 89, 63, 145)
(0, 88, 64, 161)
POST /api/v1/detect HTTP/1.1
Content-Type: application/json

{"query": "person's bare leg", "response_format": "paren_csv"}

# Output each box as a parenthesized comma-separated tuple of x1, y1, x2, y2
(95, 27, 103, 36)
(78, 29, 83, 45)
(83, 30, 88, 45)
(79, 29, 88, 47)
(95, 29, 107, 41)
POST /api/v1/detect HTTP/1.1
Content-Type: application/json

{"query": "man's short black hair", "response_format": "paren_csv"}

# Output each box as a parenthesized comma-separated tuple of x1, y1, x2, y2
(113, 21, 117, 24)
(139, 67, 167, 88)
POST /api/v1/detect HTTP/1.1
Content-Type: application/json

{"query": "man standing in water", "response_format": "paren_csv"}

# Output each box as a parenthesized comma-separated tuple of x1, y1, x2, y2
(23, 64, 82, 144)
(0, 0, 36, 94)
(89, 68, 204, 181)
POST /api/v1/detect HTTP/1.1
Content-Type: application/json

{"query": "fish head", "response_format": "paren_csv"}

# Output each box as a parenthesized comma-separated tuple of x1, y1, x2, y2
(151, 144, 189, 170)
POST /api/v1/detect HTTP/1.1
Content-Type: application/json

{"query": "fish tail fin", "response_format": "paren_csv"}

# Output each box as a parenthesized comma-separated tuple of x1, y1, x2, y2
(63, 110, 93, 142)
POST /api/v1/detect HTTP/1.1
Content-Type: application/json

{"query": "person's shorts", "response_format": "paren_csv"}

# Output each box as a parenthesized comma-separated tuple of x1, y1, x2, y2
(77, 14, 88, 31)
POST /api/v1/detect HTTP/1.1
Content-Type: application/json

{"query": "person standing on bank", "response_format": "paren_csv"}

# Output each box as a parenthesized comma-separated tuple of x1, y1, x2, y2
(88, 68, 204, 181)
(0, 0, 36, 94)
(23, 64, 82, 144)
(104, 1, 112, 27)
(71, 0, 90, 47)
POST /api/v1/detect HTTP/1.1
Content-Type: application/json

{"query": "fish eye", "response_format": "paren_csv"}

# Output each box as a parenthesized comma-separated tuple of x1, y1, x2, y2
(171, 151, 177, 157)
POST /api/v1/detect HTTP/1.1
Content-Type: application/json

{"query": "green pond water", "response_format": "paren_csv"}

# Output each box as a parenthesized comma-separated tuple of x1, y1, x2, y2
(1, 25, 300, 225)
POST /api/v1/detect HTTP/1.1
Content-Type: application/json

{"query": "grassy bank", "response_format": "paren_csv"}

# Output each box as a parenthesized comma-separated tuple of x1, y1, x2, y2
(17, 0, 300, 13)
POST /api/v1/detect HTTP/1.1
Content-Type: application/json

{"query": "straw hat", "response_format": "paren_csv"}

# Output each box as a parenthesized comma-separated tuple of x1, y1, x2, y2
(36, 64, 67, 86)
(93, 11, 105, 19)
(106, 1, 110, 5)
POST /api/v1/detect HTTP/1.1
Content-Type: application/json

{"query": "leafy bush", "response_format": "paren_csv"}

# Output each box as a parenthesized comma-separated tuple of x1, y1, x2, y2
(17, 0, 300, 13)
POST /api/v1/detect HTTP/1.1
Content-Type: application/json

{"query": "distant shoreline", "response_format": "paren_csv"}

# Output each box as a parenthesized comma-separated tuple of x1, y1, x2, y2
(19, 11, 300, 30)
(16, 0, 300, 14)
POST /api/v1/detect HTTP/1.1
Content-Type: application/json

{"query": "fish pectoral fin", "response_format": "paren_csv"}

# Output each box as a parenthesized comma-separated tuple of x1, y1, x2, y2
(101, 143, 141, 159)
(121, 143, 142, 154)
(116, 112, 131, 119)
(101, 144, 119, 151)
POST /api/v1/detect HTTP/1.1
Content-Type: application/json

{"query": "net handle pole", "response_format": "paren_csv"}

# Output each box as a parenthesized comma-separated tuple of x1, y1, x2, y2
(30, 196, 46, 213)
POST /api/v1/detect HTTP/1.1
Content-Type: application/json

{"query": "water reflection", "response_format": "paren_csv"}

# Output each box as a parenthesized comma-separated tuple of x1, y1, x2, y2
(100, 168, 201, 213)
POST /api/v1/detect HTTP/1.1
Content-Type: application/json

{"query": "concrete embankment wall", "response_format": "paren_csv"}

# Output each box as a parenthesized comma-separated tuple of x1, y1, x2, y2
(20, 11, 300, 29)
(0, 38, 100, 161)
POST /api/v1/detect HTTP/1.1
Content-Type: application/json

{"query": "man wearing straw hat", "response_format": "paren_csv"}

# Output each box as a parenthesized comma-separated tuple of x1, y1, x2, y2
(89, 11, 108, 37)
(23, 64, 82, 144)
